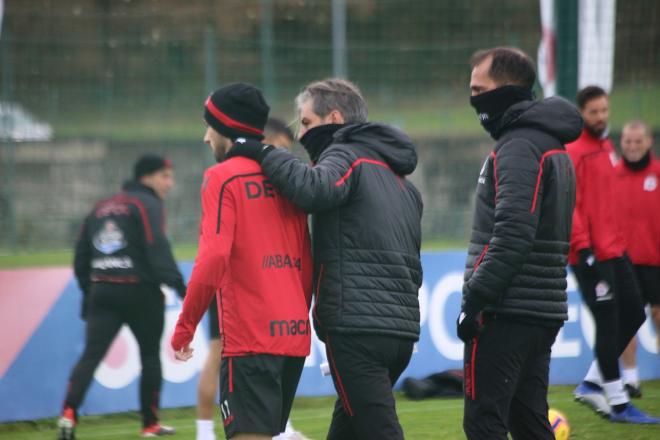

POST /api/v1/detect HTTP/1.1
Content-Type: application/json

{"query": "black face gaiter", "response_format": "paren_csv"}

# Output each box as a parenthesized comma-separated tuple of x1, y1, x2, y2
(299, 123, 345, 163)
(470, 85, 533, 137)
(623, 151, 651, 171)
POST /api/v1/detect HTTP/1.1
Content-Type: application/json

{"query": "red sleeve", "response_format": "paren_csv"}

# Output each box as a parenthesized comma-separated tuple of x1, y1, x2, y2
(171, 169, 237, 351)
(570, 160, 591, 253)
(581, 153, 626, 261)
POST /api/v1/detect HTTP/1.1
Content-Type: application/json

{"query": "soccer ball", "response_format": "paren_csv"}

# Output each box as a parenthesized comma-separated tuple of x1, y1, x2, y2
(548, 408, 570, 440)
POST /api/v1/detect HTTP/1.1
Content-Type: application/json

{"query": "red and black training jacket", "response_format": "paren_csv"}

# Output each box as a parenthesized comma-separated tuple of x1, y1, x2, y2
(566, 129, 626, 264)
(613, 155, 660, 266)
(74, 181, 186, 297)
(172, 157, 312, 357)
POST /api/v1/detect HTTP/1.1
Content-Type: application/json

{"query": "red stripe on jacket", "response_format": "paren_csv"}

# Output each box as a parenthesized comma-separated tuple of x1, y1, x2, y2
(335, 158, 391, 186)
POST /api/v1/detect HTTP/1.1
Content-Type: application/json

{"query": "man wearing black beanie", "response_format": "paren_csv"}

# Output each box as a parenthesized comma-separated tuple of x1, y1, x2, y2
(58, 154, 186, 439)
(172, 83, 313, 440)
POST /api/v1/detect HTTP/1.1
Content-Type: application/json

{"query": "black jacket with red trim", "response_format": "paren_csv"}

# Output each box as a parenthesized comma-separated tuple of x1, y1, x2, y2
(463, 97, 581, 323)
(74, 181, 186, 297)
(260, 123, 423, 342)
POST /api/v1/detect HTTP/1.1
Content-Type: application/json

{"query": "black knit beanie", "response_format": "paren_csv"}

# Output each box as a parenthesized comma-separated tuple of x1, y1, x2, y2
(134, 154, 172, 180)
(204, 83, 270, 141)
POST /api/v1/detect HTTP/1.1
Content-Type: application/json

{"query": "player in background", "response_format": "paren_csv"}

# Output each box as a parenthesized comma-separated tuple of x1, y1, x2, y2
(614, 121, 660, 398)
(172, 83, 312, 440)
(59, 155, 186, 439)
(568, 87, 659, 423)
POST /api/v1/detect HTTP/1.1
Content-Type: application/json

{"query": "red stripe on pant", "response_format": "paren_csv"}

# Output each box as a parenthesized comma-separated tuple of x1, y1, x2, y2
(470, 337, 478, 400)
(229, 358, 234, 393)
(326, 336, 355, 417)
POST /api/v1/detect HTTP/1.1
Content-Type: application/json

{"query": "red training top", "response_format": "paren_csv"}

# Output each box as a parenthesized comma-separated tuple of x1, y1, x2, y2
(171, 157, 312, 357)
(613, 155, 660, 266)
(566, 128, 625, 264)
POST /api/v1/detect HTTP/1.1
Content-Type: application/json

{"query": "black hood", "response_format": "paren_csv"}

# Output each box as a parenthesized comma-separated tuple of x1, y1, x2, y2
(122, 180, 159, 198)
(333, 123, 418, 175)
(493, 96, 583, 143)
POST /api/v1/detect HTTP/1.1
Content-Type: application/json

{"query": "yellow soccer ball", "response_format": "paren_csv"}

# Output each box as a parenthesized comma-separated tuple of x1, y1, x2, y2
(548, 408, 570, 440)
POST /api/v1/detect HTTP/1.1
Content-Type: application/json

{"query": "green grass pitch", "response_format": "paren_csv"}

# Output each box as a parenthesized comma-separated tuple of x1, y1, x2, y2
(1, 383, 659, 439)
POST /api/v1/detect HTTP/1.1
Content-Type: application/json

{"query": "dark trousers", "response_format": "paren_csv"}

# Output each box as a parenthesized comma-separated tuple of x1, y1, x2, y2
(571, 257, 646, 381)
(64, 283, 164, 427)
(463, 318, 560, 440)
(324, 333, 414, 440)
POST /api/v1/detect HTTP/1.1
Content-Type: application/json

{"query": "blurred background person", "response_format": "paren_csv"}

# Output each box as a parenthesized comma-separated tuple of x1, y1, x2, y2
(568, 87, 657, 423)
(58, 154, 186, 439)
(614, 121, 660, 399)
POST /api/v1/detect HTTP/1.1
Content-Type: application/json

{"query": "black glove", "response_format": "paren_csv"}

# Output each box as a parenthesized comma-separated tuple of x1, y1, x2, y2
(456, 298, 484, 344)
(225, 138, 274, 162)
(578, 248, 596, 267)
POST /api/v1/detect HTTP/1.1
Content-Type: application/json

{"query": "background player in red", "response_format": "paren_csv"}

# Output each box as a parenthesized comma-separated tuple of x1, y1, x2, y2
(615, 121, 660, 398)
(568, 87, 658, 423)
(171, 83, 312, 440)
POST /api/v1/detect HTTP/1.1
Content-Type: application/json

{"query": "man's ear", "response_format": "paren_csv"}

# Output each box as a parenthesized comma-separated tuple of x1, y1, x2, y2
(329, 109, 345, 124)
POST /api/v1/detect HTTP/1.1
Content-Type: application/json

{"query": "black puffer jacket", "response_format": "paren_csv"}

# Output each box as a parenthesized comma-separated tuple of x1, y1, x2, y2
(463, 97, 581, 322)
(261, 123, 423, 341)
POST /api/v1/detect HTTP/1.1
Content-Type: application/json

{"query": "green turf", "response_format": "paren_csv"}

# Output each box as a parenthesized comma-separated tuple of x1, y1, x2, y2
(0, 240, 462, 269)
(1, 382, 659, 439)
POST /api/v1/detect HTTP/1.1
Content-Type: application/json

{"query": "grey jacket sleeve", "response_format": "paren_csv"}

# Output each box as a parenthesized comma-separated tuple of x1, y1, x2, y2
(260, 145, 358, 213)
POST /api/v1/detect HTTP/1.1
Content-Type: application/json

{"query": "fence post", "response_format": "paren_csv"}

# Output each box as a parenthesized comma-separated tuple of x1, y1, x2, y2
(260, 0, 275, 102)
(332, 0, 347, 78)
(555, 0, 579, 101)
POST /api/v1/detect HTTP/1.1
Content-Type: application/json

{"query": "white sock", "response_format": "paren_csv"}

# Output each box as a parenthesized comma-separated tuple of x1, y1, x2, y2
(602, 379, 629, 406)
(584, 360, 603, 385)
(621, 367, 639, 386)
(196, 419, 215, 440)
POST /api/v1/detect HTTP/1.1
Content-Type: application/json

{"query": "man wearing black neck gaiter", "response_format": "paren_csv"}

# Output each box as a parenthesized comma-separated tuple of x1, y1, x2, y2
(227, 78, 423, 440)
(458, 46, 581, 439)
(614, 121, 660, 400)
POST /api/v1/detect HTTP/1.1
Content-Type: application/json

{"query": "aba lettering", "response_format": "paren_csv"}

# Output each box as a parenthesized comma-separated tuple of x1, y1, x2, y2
(262, 254, 302, 271)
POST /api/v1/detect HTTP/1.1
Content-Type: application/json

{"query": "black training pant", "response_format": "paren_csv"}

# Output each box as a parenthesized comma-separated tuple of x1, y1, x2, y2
(64, 283, 165, 427)
(324, 333, 414, 440)
(463, 317, 560, 440)
(571, 256, 646, 381)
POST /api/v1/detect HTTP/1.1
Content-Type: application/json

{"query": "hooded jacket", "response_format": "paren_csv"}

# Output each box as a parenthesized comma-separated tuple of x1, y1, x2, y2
(74, 181, 186, 297)
(259, 123, 424, 341)
(463, 97, 581, 323)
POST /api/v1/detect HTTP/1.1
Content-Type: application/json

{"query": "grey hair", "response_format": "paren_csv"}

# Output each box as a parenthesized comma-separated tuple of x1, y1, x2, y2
(295, 78, 368, 124)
